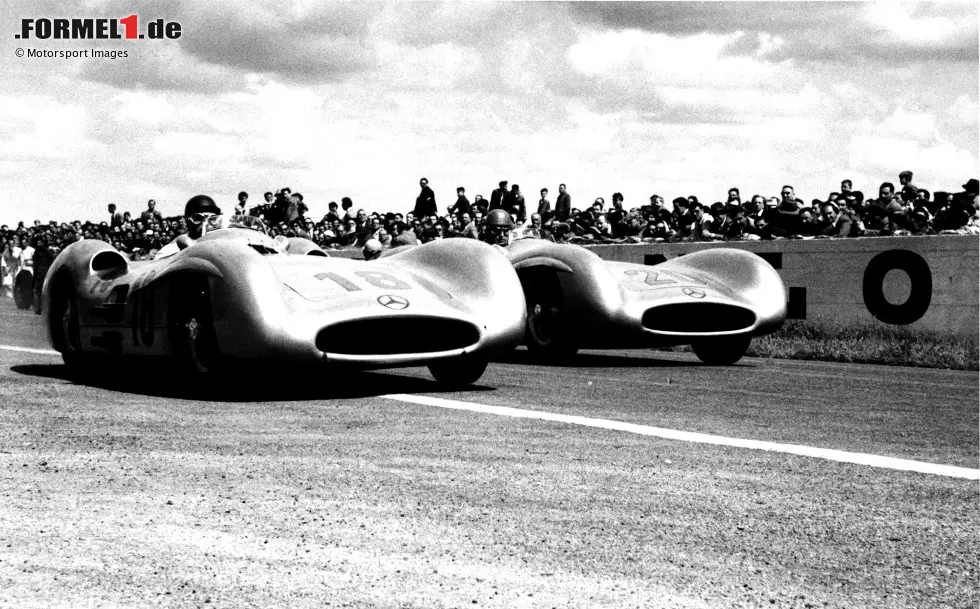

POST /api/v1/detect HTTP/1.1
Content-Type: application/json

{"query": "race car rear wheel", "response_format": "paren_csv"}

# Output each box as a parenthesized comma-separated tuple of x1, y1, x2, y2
(691, 335, 751, 366)
(428, 357, 488, 385)
(13, 271, 33, 310)
(521, 269, 578, 360)
(171, 277, 222, 376)
(51, 282, 85, 372)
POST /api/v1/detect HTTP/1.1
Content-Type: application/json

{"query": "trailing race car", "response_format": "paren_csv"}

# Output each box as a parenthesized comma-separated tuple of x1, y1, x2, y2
(504, 238, 787, 365)
(41, 215, 526, 385)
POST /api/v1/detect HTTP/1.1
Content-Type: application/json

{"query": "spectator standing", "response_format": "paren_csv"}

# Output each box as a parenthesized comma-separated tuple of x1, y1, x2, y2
(234, 192, 249, 215)
(507, 184, 526, 223)
(140, 199, 163, 223)
(414, 177, 437, 218)
(108, 204, 124, 228)
(899, 170, 918, 200)
(489, 181, 508, 212)
(473, 195, 488, 216)
(537, 188, 551, 220)
(607, 193, 626, 237)
(554, 183, 571, 221)
(449, 187, 471, 218)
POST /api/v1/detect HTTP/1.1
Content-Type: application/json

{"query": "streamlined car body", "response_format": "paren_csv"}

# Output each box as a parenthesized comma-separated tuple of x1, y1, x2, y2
(504, 238, 787, 365)
(41, 217, 526, 384)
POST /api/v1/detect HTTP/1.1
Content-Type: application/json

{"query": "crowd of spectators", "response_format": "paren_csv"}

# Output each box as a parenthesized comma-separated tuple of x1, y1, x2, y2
(2, 171, 979, 297)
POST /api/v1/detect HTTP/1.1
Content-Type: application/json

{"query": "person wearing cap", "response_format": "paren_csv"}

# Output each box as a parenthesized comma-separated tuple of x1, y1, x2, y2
(934, 179, 979, 233)
(898, 170, 918, 200)
(962, 178, 979, 206)
(154, 195, 222, 259)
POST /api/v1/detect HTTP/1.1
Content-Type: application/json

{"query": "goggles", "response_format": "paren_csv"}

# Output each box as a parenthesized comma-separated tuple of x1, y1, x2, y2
(188, 212, 216, 225)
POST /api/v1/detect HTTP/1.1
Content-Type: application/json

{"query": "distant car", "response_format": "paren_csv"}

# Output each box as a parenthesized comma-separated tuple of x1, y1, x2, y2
(504, 238, 787, 365)
(41, 216, 526, 385)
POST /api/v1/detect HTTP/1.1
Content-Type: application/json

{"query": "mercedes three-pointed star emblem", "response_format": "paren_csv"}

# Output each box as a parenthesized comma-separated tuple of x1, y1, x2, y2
(683, 287, 706, 299)
(377, 294, 410, 310)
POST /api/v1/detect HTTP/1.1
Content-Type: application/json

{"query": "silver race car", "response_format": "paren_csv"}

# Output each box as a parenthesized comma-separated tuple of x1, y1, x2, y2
(504, 238, 787, 365)
(41, 216, 526, 384)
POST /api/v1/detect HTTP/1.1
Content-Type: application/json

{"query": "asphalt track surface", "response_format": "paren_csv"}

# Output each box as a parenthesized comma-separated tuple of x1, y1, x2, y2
(0, 298, 977, 608)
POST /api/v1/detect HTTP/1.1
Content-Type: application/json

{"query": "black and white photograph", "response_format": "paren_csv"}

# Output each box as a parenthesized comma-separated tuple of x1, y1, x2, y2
(1, 1, 977, 607)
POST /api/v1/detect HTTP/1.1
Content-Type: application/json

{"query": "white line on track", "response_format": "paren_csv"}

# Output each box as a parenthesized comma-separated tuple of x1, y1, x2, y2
(0, 345, 59, 355)
(383, 393, 980, 480)
(4, 342, 976, 480)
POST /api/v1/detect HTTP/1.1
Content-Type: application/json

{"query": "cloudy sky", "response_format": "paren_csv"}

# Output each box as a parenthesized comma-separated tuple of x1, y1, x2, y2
(0, 1, 977, 225)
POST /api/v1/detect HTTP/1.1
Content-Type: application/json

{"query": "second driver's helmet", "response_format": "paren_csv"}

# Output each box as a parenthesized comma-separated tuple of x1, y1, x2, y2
(485, 209, 514, 246)
(184, 194, 222, 221)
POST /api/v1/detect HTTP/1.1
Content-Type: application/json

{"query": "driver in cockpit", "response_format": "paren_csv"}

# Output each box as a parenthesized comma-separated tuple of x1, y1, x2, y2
(155, 195, 221, 259)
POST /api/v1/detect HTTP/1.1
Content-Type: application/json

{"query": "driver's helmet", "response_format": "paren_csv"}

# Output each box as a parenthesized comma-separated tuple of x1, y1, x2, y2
(184, 195, 222, 224)
(485, 209, 514, 246)
(363, 238, 383, 260)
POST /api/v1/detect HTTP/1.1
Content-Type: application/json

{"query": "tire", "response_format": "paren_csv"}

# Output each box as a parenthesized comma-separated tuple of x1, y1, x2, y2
(428, 357, 489, 385)
(170, 278, 222, 376)
(691, 335, 751, 366)
(51, 282, 85, 373)
(13, 272, 32, 310)
(521, 269, 578, 360)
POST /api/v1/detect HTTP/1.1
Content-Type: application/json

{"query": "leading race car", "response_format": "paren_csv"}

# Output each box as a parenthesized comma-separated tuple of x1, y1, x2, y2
(40, 215, 526, 385)
(503, 237, 787, 365)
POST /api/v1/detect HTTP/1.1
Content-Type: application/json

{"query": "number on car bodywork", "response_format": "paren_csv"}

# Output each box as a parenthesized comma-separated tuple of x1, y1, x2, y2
(354, 271, 410, 290)
(623, 268, 707, 291)
(315, 271, 411, 292)
(624, 269, 676, 287)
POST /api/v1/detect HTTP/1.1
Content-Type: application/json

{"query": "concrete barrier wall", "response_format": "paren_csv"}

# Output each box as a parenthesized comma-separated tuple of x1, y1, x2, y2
(588, 235, 980, 337)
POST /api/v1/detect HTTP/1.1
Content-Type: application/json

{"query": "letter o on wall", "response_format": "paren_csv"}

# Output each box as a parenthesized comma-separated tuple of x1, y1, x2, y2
(862, 250, 932, 325)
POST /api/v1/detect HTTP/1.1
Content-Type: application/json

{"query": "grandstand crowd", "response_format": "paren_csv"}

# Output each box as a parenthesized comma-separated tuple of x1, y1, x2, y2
(2, 171, 978, 297)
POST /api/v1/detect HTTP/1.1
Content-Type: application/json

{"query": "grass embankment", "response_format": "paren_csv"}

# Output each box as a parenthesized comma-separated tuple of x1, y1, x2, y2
(745, 321, 979, 370)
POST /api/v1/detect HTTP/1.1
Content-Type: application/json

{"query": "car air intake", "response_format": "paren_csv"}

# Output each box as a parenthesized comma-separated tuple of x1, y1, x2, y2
(316, 317, 481, 355)
(642, 303, 756, 334)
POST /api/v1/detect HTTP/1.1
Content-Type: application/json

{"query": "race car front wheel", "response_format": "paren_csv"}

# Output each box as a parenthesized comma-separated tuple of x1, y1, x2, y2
(171, 278, 222, 376)
(428, 357, 488, 386)
(692, 335, 751, 366)
(521, 268, 578, 361)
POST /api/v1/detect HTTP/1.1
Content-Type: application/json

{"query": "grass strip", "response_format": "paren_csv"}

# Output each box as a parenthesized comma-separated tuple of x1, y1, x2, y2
(745, 321, 978, 370)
